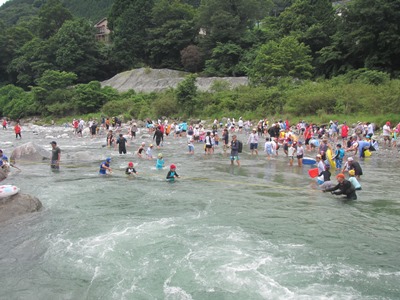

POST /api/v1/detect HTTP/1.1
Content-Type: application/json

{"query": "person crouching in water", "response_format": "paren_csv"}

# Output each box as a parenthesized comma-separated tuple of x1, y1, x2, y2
(125, 162, 138, 176)
(323, 173, 357, 200)
(166, 164, 180, 182)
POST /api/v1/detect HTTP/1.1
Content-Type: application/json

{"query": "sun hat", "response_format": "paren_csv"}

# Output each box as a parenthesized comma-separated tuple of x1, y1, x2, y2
(348, 170, 355, 176)
(348, 157, 354, 161)
(158, 153, 163, 158)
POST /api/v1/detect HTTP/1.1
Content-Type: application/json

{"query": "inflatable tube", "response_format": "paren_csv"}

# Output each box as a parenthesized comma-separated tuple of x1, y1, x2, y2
(308, 168, 319, 178)
(303, 157, 316, 165)
(326, 149, 336, 169)
(364, 149, 372, 157)
(0, 185, 20, 198)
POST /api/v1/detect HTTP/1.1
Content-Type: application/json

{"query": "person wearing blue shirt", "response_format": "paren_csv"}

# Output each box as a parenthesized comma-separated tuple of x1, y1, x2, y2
(99, 158, 112, 175)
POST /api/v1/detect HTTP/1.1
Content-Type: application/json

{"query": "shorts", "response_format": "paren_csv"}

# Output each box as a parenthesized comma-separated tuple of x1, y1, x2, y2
(205, 144, 212, 149)
(250, 143, 258, 150)
(383, 135, 391, 141)
(342, 135, 348, 140)
(194, 136, 199, 141)
(188, 145, 194, 152)
(288, 155, 294, 160)
(230, 155, 239, 161)
(131, 131, 136, 137)
(297, 154, 303, 159)
(305, 138, 311, 145)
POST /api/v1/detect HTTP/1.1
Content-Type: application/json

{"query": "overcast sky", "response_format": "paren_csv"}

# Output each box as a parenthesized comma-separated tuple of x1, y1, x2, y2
(0, 0, 9, 6)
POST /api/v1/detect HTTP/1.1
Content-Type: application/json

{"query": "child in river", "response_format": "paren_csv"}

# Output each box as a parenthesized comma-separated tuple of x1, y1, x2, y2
(188, 139, 194, 154)
(137, 142, 145, 158)
(125, 162, 138, 176)
(348, 169, 361, 190)
(146, 144, 154, 159)
(156, 153, 165, 169)
(166, 164, 180, 182)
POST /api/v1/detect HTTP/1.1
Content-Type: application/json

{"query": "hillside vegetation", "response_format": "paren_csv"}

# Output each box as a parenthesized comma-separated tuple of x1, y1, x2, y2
(0, 0, 399, 126)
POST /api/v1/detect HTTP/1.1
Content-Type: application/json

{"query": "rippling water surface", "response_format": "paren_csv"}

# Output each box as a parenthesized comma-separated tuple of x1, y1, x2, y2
(0, 125, 399, 300)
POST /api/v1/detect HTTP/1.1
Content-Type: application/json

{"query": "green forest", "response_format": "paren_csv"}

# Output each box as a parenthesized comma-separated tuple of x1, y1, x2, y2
(0, 0, 399, 124)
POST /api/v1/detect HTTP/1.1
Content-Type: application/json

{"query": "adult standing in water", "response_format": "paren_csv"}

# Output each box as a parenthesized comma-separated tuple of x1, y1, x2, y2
(14, 122, 22, 139)
(230, 135, 240, 166)
(50, 141, 61, 170)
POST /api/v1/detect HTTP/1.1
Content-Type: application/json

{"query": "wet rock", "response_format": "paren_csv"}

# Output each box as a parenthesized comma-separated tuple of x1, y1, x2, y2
(10, 142, 50, 163)
(0, 193, 42, 223)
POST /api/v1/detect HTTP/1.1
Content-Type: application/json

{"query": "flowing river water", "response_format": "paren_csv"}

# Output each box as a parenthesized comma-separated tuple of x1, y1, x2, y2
(0, 124, 399, 300)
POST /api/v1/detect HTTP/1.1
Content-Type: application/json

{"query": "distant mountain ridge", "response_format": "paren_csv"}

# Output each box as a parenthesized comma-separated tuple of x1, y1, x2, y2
(0, 0, 201, 25)
(0, 0, 113, 25)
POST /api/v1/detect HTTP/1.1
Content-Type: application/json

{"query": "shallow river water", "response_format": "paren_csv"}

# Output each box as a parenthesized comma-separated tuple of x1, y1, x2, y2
(0, 125, 399, 300)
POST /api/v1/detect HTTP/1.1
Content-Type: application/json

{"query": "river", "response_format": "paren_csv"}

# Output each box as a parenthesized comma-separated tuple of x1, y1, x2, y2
(0, 124, 399, 299)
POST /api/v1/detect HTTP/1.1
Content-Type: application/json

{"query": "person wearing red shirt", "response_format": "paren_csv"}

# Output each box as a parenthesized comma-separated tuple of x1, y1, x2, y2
(341, 121, 349, 146)
(14, 123, 21, 139)
(304, 124, 313, 151)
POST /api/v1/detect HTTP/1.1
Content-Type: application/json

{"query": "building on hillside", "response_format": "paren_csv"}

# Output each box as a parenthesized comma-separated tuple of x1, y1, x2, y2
(94, 18, 111, 43)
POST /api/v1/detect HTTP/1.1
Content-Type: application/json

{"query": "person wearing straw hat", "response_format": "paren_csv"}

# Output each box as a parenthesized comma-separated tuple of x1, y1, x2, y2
(323, 173, 357, 200)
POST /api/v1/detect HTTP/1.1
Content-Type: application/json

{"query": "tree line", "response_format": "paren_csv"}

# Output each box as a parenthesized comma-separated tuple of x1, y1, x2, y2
(0, 0, 399, 122)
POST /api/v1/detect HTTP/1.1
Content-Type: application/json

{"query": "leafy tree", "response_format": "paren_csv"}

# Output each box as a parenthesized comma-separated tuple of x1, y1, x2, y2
(204, 42, 244, 76)
(181, 45, 203, 72)
(72, 81, 109, 114)
(277, 0, 335, 53)
(35, 70, 77, 90)
(147, 0, 197, 69)
(321, 0, 400, 76)
(176, 74, 197, 116)
(197, 0, 272, 75)
(108, 0, 155, 70)
(250, 35, 313, 85)
(49, 18, 102, 82)
(0, 25, 34, 84)
(37, 0, 73, 39)
(8, 37, 54, 87)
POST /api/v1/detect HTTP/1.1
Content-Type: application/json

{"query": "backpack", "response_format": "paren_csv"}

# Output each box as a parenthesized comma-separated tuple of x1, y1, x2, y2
(237, 141, 243, 153)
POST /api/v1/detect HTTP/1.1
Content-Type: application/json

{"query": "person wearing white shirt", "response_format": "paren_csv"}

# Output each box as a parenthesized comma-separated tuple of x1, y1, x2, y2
(247, 129, 259, 155)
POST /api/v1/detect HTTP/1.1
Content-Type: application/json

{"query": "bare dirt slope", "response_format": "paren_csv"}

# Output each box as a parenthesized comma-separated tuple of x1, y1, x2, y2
(101, 68, 248, 93)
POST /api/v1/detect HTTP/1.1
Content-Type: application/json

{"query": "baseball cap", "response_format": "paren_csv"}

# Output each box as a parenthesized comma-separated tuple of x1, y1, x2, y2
(128, 162, 133, 167)
(336, 173, 345, 179)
